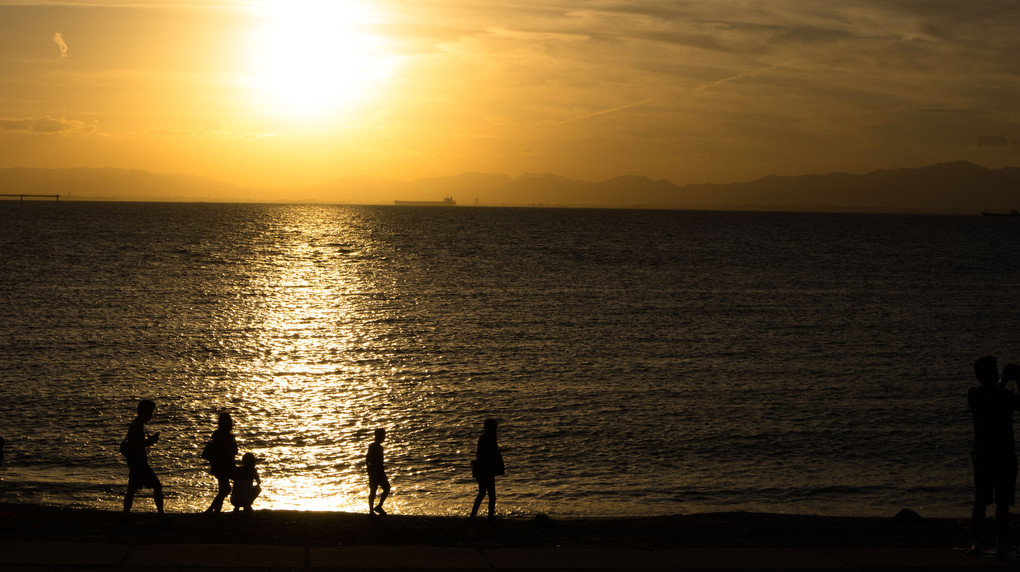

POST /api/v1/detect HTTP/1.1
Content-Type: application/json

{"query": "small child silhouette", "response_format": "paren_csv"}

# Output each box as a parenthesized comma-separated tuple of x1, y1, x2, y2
(230, 453, 262, 512)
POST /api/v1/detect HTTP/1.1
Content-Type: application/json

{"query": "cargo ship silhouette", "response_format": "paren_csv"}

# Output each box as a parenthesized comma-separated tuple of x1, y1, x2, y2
(394, 196, 456, 206)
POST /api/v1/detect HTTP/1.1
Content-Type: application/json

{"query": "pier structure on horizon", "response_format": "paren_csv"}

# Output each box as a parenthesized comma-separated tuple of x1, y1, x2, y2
(0, 194, 60, 202)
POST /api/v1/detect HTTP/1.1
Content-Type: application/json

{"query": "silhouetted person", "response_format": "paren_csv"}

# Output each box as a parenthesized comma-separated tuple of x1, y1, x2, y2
(230, 452, 261, 512)
(204, 412, 238, 514)
(367, 428, 390, 515)
(0, 436, 5, 468)
(969, 357, 1020, 554)
(470, 418, 504, 522)
(122, 399, 165, 519)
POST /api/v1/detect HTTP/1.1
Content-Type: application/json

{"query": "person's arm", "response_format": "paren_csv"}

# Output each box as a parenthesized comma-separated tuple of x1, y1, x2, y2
(1004, 364, 1020, 404)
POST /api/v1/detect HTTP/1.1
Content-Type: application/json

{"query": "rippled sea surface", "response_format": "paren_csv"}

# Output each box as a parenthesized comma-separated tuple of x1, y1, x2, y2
(2, 202, 1020, 517)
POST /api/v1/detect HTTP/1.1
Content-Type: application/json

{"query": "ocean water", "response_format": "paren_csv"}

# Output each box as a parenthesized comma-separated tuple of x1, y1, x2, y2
(1, 201, 1019, 518)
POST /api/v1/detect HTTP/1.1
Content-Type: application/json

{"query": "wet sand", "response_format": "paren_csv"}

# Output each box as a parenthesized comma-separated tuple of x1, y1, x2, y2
(0, 503, 972, 549)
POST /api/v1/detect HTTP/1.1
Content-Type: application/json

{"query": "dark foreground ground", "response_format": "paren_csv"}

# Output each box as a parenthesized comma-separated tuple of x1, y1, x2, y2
(0, 503, 974, 550)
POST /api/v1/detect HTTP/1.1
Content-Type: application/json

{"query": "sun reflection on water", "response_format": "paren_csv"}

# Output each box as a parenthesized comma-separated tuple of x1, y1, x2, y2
(229, 207, 388, 513)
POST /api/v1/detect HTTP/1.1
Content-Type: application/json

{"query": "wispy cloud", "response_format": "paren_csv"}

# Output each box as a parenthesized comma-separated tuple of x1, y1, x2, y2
(555, 98, 656, 126)
(693, 65, 774, 92)
(0, 116, 88, 133)
(976, 135, 1011, 147)
(149, 128, 278, 140)
(52, 32, 67, 58)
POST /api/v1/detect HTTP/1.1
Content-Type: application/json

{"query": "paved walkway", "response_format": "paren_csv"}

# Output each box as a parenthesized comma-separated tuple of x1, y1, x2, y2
(1, 543, 1018, 570)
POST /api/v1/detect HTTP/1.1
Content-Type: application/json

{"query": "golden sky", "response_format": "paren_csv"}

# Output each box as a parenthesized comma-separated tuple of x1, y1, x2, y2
(1, 0, 1019, 191)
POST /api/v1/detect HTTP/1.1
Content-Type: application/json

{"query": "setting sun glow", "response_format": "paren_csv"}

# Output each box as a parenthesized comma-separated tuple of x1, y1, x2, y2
(243, 0, 398, 122)
(1, 2, 1019, 195)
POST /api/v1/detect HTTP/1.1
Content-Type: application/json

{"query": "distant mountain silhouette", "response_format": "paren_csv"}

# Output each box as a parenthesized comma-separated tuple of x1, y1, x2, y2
(306, 161, 1020, 213)
(676, 161, 1020, 213)
(0, 167, 253, 202)
(2, 161, 1018, 213)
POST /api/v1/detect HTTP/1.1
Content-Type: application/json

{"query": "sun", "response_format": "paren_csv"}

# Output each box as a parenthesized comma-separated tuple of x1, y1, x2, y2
(243, 0, 398, 122)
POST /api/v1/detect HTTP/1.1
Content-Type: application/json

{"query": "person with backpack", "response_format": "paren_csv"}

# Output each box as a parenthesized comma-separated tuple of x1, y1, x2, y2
(470, 418, 505, 523)
(202, 411, 238, 515)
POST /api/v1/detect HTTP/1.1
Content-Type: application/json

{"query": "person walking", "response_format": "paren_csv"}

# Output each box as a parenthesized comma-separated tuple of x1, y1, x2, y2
(470, 418, 504, 523)
(366, 428, 390, 516)
(122, 400, 166, 520)
(203, 412, 238, 515)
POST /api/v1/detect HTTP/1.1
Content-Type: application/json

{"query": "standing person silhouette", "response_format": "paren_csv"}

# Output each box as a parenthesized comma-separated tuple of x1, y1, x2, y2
(366, 428, 390, 515)
(204, 412, 238, 515)
(470, 418, 504, 523)
(122, 399, 166, 520)
(969, 357, 1020, 554)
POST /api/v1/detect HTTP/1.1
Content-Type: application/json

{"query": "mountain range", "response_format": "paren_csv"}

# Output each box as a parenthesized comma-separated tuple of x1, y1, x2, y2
(1, 161, 1017, 214)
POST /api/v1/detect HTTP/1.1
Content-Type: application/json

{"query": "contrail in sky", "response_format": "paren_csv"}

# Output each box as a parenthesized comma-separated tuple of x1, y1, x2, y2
(556, 98, 657, 125)
(555, 65, 774, 126)
(693, 65, 774, 92)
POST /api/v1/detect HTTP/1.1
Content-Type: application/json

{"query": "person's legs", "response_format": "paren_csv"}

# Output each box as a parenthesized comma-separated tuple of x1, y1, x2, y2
(376, 481, 390, 512)
(471, 479, 486, 519)
(208, 475, 230, 513)
(973, 456, 995, 547)
(369, 483, 378, 514)
(973, 503, 988, 542)
(485, 478, 496, 521)
(123, 483, 138, 514)
(993, 458, 1017, 551)
(996, 504, 1011, 543)
(153, 481, 165, 515)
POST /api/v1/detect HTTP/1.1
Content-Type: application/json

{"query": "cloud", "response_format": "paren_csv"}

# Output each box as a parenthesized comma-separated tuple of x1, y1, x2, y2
(915, 108, 991, 115)
(0, 117, 88, 133)
(149, 128, 278, 140)
(976, 135, 1009, 147)
(53, 32, 68, 58)
(556, 98, 656, 126)
(694, 65, 774, 92)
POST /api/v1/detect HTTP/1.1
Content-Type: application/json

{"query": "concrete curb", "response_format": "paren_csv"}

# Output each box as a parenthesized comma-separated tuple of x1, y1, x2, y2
(311, 546, 489, 568)
(0, 543, 1014, 569)
(125, 543, 306, 568)
(0, 542, 130, 567)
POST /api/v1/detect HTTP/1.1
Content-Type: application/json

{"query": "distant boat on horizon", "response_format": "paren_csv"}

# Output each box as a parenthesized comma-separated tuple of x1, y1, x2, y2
(394, 196, 456, 206)
(981, 208, 1019, 217)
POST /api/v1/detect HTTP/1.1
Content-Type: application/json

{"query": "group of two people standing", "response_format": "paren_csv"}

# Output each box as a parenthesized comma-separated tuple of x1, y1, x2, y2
(969, 356, 1020, 554)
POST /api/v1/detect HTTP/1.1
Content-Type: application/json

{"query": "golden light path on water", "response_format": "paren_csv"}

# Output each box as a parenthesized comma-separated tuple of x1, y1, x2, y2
(219, 207, 398, 514)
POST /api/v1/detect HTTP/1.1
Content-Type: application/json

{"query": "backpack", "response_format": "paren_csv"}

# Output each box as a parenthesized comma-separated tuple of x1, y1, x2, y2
(201, 440, 214, 462)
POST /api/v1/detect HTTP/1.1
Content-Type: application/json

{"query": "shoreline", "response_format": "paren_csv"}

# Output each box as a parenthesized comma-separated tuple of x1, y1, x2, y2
(0, 503, 972, 550)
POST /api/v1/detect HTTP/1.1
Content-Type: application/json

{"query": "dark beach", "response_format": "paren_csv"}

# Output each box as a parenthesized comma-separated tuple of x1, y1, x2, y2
(0, 503, 972, 550)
